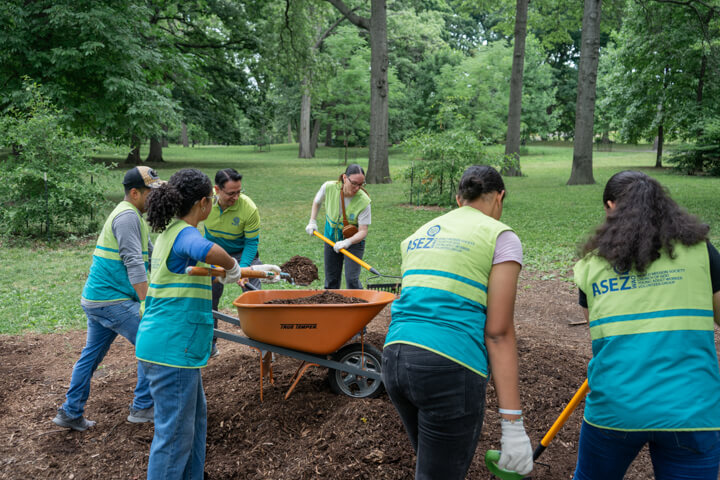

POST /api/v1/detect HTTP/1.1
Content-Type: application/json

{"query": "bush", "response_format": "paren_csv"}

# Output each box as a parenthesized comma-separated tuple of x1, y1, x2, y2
(402, 129, 502, 206)
(0, 81, 110, 237)
(668, 118, 720, 176)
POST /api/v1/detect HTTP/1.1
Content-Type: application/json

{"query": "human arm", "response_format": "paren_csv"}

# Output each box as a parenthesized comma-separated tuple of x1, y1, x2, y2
(113, 210, 149, 301)
(239, 208, 260, 267)
(485, 260, 533, 475)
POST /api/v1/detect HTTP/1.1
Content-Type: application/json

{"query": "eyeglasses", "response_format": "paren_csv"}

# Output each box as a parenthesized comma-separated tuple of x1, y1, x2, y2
(346, 178, 366, 188)
(220, 188, 242, 197)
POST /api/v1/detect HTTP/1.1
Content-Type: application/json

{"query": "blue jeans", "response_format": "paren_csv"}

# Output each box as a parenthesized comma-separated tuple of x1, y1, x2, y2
(324, 240, 365, 289)
(382, 343, 488, 480)
(140, 361, 206, 480)
(574, 420, 720, 480)
(62, 300, 152, 418)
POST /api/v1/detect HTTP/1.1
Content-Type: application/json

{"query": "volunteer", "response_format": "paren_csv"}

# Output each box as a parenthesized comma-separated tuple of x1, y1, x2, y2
(305, 164, 371, 289)
(136, 168, 279, 479)
(53, 166, 162, 431)
(200, 168, 263, 358)
(383, 165, 533, 479)
(572, 170, 720, 479)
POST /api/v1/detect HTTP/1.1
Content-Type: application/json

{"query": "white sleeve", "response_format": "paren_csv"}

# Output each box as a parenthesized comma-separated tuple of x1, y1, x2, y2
(357, 204, 371, 226)
(313, 183, 327, 205)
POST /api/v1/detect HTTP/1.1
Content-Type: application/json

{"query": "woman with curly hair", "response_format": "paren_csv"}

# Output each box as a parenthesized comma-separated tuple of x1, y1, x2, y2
(572, 170, 720, 479)
(135, 168, 277, 479)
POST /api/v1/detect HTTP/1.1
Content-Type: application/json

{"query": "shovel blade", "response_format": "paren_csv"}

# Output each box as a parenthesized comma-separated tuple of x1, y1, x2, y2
(484, 450, 526, 480)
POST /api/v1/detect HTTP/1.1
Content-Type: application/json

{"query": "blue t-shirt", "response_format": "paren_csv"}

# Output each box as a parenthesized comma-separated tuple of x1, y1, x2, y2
(167, 226, 215, 274)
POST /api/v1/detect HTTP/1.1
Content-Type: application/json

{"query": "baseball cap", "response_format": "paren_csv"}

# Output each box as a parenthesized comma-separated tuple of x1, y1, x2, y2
(123, 166, 165, 190)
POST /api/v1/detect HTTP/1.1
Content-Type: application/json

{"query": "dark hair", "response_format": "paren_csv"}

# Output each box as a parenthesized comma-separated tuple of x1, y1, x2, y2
(457, 165, 505, 202)
(215, 168, 242, 189)
(581, 170, 709, 274)
(338, 163, 369, 195)
(146, 168, 212, 232)
(124, 185, 147, 195)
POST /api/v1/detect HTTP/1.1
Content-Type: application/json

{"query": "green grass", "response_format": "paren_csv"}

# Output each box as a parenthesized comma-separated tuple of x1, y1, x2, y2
(1, 142, 719, 333)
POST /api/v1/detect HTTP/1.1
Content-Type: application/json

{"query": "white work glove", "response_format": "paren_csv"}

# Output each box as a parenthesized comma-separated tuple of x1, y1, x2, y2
(305, 219, 318, 236)
(498, 418, 533, 476)
(252, 264, 282, 283)
(219, 259, 242, 285)
(333, 239, 352, 253)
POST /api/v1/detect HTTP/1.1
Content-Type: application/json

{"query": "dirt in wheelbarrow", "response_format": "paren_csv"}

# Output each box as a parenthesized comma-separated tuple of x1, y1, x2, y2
(281, 255, 319, 286)
(3, 272, 697, 479)
(265, 291, 368, 305)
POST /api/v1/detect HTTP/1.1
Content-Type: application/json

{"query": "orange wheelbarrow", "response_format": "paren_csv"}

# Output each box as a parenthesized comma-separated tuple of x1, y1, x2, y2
(211, 288, 394, 400)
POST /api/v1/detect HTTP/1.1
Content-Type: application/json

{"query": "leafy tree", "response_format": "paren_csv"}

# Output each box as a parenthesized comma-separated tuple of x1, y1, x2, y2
(0, 82, 109, 236)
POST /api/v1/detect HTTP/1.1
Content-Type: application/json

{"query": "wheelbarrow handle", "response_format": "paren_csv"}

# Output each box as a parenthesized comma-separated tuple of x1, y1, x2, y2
(312, 231, 381, 276)
(185, 266, 274, 279)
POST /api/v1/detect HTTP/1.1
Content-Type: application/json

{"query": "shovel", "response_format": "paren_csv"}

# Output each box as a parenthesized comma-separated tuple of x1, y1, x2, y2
(485, 378, 590, 479)
(186, 266, 292, 284)
(312, 231, 382, 275)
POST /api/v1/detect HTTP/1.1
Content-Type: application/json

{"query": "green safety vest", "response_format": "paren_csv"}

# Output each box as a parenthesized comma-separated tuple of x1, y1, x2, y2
(136, 219, 213, 368)
(323, 181, 371, 242)
(82, 201, 149, 303)
(200, 194, 260, 255)
(385, 206, 512, 376)
(574, 242, 720, 431)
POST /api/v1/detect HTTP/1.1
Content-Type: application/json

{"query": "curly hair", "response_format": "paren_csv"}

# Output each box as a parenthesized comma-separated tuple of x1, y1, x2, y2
(581, 170, 709, 274)
(146, 168, 212, 232)
(457, 165, 505, 202)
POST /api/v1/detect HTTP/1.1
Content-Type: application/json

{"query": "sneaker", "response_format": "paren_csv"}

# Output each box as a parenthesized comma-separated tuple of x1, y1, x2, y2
(127, 406, 154, 423)
(52, 408, 96, 432)
(210, 343, 220, 358)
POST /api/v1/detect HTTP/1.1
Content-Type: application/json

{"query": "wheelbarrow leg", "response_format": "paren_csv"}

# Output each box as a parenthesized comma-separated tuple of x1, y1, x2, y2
(285, 361, 319, 400)
(249, 347, 274, 402)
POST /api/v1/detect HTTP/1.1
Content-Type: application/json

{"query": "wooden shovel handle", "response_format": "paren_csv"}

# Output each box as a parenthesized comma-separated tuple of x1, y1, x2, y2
(185, 266, 270, 278)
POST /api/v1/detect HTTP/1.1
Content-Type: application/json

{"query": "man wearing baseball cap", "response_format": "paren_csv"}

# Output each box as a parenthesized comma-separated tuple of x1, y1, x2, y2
(53, 166, 163, 431)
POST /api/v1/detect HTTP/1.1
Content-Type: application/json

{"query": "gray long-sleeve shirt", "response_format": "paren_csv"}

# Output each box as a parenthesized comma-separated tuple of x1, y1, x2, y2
(80, 209, 152, 308)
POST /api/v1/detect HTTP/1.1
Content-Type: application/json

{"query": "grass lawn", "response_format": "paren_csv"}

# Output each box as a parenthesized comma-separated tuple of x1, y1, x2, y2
(1, 142, 718, 333)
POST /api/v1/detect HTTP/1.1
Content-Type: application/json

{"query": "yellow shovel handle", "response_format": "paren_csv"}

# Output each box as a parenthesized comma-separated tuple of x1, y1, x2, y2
(540, 378, 590, 447)
(312, 230, 378, 274)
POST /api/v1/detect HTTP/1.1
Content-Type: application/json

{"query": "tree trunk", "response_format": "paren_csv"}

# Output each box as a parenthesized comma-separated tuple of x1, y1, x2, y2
(299, 79, 313, 158)
(568, 0, 602, 185)
(126, 135, 141, 164)
(655, 124, 664, 168)
(503, 0, 529, 177)
(310, 118, 321, 157)
(325, 122, 333, 146)
(161, 124, 169, 148)
(287, 121, 294, 144)
(367, 0, 390, 183)
(146, 138, 164, 163)
(181, 122, 189, 147)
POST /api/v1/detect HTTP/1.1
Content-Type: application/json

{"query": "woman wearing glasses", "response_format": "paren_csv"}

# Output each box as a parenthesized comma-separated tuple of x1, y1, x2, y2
(200, 168, 278, 357)
(305, 163, 371, 289)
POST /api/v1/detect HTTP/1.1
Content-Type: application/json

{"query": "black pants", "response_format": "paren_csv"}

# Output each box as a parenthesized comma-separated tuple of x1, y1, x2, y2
(323, 240, 365, 289)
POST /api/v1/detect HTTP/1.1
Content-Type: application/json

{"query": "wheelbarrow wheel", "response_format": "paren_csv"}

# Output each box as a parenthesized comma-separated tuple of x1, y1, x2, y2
(328, 343, 384, 399)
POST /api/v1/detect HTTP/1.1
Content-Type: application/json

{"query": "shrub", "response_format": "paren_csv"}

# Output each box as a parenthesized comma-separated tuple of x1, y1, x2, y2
(402, 129, 502, 206)
(668, 118, 720, 176)
(0, 81, 110, 237)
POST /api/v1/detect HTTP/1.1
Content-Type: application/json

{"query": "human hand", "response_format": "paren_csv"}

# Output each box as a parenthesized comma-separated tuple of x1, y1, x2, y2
(498, 419, 533, 476)
(305, 219, 318, 236)
(333, 239, 352, 253)
(252, 264, 282, 283)
(219, 259, 242, 285)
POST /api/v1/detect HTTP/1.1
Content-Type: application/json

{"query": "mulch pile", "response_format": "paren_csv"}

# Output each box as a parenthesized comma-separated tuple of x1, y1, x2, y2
(264, 291, 368, 305)
(0, 274, 671, 479)
(280, 256, 319, 286)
